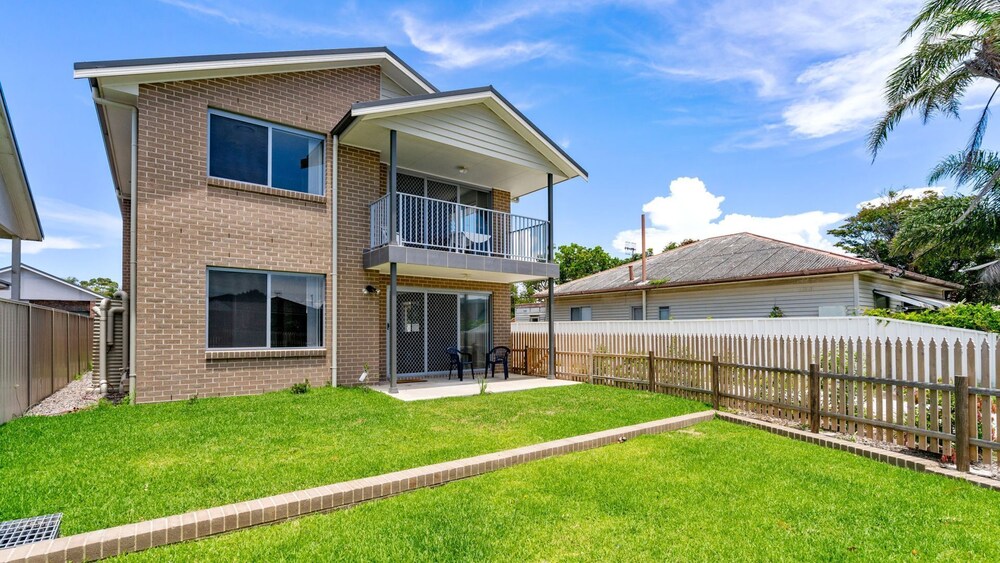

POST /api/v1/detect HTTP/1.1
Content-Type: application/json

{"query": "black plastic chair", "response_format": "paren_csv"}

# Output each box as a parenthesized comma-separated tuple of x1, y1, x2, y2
(486, 346, 511, 380)
(447, 347, 475, 381)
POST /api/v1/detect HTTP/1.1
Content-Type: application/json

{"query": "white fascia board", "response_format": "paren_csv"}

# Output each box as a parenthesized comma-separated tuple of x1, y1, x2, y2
(75, 52, 435, 95)
(351, 91, 586, 181)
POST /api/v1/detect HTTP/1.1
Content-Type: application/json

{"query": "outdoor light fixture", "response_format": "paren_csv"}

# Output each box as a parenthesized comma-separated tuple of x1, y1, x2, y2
(363, 285, 380, 295)
(457, 165, 468, 174)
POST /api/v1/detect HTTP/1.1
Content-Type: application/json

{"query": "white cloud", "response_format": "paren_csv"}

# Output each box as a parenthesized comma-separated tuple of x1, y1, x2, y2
(396, 11, 557, 69)
(638, 0, 931, 142)
(0, 197, 120, 257)
(856, 186, 945, 209)
(611, 177, 847, 253)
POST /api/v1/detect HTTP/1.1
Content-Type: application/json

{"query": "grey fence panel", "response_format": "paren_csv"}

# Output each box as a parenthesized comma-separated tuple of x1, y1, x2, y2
(0, 300, 30, 425)
(1, 298, 93, 424)
(29, 307, 52, 405)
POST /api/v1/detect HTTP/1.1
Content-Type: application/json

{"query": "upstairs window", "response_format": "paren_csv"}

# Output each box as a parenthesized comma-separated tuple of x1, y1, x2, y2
(208, 110, 325, 195)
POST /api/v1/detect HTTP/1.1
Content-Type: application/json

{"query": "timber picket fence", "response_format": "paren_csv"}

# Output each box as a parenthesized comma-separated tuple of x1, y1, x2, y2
(0, 297, 92, 424)
(513, 319, 1000, 473)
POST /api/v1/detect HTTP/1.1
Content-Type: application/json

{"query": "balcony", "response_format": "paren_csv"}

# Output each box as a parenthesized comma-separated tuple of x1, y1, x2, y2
(364, 192, 559, 283)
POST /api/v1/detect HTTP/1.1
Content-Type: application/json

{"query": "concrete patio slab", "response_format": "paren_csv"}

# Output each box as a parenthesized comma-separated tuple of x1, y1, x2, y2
(372, 374, 579, 401)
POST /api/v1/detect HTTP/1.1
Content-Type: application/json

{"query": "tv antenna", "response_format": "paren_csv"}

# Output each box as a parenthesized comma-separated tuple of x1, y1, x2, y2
(623, 241, 636, 255)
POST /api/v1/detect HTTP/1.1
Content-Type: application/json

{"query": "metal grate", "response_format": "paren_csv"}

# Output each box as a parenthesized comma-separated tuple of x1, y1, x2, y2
(0, 514, 62, 549)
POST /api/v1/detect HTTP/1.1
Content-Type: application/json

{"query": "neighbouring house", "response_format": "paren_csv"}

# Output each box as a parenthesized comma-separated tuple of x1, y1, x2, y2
(514, 302, 547, 323)
(551, 232, 960, 321)
(0, 264, 103, 315)
(0, 82, 44, 300)
(76, 47, 582, 403)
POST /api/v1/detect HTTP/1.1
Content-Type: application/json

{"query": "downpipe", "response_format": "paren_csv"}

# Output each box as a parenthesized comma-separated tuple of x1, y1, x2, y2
(92, 86, 137, 402)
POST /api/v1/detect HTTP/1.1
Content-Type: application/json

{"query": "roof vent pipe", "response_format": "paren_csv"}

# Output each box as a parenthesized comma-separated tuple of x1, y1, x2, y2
(628, 265, 634, 281)
(641, 214, 647, 282)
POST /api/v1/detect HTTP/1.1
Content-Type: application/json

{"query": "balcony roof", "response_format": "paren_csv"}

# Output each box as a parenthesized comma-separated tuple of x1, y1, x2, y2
(332, 86, 587, 198)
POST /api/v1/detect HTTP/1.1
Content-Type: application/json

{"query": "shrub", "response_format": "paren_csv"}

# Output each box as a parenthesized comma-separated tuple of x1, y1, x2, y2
(864, 303, 1000, 333)
(290, 380, 310, 395)
(769, 305, 785, 318)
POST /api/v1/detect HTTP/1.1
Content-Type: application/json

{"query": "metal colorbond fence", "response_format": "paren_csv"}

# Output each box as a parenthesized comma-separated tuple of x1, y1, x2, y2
(0, 298, 92, 424)
(513, 318, 1000, 473)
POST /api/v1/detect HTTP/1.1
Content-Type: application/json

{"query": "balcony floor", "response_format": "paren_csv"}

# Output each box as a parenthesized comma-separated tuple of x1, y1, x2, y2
(372, 373, 578, 401)
(364, 244, 558, 283)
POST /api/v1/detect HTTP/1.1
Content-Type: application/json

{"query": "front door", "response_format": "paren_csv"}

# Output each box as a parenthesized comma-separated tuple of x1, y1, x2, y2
(393, 289, 491, 377)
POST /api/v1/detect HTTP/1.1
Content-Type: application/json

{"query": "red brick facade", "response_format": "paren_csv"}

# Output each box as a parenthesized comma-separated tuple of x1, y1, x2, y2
(131, 66, 514, 402)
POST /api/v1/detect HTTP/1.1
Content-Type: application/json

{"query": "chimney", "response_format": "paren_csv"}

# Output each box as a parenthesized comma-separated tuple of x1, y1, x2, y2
(628, 264, 634, 281)
(641, 214, 647, 282)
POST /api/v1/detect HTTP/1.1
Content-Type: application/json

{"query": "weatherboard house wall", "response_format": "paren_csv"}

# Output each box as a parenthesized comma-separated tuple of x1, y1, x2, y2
(552, 233, 959, 322)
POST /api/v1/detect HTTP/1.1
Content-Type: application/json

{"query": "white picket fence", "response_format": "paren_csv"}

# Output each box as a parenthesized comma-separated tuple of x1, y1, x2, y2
(514, 317, 998, 384)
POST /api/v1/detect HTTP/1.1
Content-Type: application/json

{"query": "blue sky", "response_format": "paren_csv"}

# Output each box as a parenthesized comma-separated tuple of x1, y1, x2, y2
(0, 0, 989, 283)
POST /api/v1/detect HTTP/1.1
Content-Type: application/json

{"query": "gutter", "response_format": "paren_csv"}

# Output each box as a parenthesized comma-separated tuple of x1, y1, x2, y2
(91, 86, 137, 402)
(553, 264, 888, 299)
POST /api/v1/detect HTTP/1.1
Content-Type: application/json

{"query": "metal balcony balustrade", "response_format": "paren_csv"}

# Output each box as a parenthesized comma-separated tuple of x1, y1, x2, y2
(369, 192, 550, 262)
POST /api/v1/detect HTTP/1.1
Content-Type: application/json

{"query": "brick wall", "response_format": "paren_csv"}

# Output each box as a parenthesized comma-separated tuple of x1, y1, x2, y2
(134, 67, 379, 403)
(133, 65, 519, 400)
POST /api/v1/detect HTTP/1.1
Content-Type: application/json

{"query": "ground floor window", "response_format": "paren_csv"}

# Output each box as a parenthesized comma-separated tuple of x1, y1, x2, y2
(631, 306, 643, 320)
(395, 288, 492, 375)
(207, 268, 324, 349)
(570, 306, 592, 321)
(658, 306, 671, 320)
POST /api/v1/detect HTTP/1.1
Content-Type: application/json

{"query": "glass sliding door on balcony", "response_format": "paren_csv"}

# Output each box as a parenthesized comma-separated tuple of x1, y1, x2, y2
(393, 289, 491, 377)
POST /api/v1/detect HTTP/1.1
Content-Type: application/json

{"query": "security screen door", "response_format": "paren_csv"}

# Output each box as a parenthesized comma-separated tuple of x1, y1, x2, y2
(394, 289, 492, 376)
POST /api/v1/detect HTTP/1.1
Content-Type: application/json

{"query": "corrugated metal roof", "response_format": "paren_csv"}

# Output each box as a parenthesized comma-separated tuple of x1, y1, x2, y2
(553, 232, 958, 296)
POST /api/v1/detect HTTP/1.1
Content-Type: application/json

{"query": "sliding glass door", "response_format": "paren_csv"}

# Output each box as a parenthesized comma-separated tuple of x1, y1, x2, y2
(393, 288, 492, 376)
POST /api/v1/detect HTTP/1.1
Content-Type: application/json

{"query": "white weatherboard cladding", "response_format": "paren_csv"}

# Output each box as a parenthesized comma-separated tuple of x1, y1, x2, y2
(0, 268, 100, 301)
(380, 74, 409, 99)
(553, 276, 859, 321)
(857, 273, 951, 310)
(369, 104, 551, 172)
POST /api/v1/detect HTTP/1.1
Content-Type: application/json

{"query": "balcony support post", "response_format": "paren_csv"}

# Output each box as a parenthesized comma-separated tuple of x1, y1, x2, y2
(546, 172, 555, 380)
(388, 129, 398, 393)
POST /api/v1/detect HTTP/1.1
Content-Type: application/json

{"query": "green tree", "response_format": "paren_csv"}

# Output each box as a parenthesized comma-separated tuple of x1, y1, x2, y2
(80, 277, 119, 298)
(554, 243, 625, 284)
(828, 191, 1000, 302)
(828, 190, 932, 266)
(663, 239, 699, 253)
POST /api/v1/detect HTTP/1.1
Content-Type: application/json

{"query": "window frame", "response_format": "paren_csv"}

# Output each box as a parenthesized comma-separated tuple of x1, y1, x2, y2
(631, 306, 644, 321)
(206, 266, 325, 350)
(658, 306, 671, 321)
(570, 306, 592, 322)
(207, 109, 326, 195)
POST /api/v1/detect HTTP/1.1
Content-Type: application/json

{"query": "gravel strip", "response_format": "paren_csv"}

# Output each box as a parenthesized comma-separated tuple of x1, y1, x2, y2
(25, 375, 101, 416)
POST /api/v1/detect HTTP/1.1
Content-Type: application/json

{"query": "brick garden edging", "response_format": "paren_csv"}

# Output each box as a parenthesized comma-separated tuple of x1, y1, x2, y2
(716, 412, 1000, 492)
(0, 410, 714, 562)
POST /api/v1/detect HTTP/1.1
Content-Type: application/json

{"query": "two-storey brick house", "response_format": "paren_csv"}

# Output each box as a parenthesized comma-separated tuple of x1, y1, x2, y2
(75, 48, 584, 402)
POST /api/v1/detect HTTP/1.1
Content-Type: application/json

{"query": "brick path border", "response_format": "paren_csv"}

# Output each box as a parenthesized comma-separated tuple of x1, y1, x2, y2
(0, 410, 714, 562)
(716, 412, 1000, 492)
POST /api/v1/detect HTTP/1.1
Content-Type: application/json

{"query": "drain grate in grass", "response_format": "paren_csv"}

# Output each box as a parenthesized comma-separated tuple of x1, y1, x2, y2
(0, 513, 61, 549)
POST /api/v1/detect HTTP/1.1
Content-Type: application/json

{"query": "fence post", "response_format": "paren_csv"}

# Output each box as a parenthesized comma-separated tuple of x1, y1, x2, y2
(647, 351, 656, 393)
(809, 363, 820, 434)
(524, 347, 529, 376)
(711, 355, 721, 410)
(954, 375, 970, 472)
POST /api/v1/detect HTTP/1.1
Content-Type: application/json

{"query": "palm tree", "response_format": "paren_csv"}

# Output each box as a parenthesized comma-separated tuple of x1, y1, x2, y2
(870, 1, 1000, 210)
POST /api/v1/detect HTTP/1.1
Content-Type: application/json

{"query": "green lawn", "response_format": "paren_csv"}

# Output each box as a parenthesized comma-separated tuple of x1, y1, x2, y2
(120, 420, 1000, 562)
(0, 384, 705, 535)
